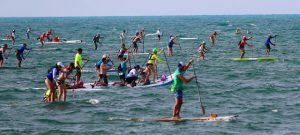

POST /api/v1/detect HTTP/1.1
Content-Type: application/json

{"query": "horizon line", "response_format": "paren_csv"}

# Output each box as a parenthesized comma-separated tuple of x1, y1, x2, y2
(0, 13, 299, 18)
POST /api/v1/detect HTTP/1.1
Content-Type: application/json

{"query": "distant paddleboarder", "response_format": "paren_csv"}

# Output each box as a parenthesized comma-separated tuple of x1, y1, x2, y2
(171, 59, 196, 119)
(38, 33, 46, 48)
(235, 27, 241, 34)
(120, 30, 126, 44)
(0, 44, 12, 67)
(15, 43, 31, 67)
(238, 36, 253, 58)
(265, 35, 277, 55)
(11, 30, 16, 45)
(46, 29, 53, 41)
(156, 28, 162, 41)
(210, 31, 217, 46)
(167, 35, 179, 56)
(93, 34, 101, 50)
(198, 41, 208, 60)
(26, 27, 32, 39)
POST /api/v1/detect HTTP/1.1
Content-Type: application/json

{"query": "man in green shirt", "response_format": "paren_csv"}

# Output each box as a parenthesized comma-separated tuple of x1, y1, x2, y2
(74, 48, 88, 88)
(171, 59, 195, 119)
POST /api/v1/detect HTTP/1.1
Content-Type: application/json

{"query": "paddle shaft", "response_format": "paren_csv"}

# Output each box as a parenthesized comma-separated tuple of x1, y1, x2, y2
(163, 50, 172, 78)
(192, 63, 205, 115)
(23, 50, 31, 61)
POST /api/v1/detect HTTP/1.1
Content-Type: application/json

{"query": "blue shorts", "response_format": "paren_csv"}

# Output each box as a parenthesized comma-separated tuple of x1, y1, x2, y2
(173, 90, 183, 99)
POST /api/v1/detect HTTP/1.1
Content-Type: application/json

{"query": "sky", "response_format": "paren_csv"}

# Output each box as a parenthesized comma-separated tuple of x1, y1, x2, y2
(0, 0, 299, 17)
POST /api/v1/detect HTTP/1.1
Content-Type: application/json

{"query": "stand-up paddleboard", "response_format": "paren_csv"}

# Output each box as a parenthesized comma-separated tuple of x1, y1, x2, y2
(66, 83, 106, 92)
(36, 40, 83, 45)
(124, 52, 150, 56)
(179, 38, 198, 40)
(89, 75, 173, 89)
(230, 57, 277, 61)
(81, 68, 118, 73)
(1, 38, 12, 41)
(129, 114, 238, 122)
(32, 48, 59, 51)
(145, 33, 157, 36)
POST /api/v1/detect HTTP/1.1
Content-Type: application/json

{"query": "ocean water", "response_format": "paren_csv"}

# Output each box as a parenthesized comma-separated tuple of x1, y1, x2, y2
(0, 15, 300, 135)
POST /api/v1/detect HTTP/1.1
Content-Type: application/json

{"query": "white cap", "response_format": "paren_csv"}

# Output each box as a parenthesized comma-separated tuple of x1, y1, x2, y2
(102, 54, 107, 58)
(202, 41, 206, 44)
(57, 62, 64, 67)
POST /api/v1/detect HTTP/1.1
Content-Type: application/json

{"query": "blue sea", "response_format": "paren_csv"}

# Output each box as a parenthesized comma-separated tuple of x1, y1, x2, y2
(0, 15, 300, 135)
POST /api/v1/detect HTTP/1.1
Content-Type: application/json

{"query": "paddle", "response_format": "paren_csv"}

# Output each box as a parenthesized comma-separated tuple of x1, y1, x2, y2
(23, 50, 31, 61)
(192, 63, 205, 115)
(163, 49, 172, 78)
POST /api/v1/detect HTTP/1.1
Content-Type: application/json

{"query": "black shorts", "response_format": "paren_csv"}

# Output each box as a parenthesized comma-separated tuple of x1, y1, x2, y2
(119, 73, 125, 81)
(266, 44, 271, 49)
(16, 53, 22, 61)
(99, 74, 108, 84)
(133, 42, 138, 48)
(75, 67, 81, 78)
(56, 80, 65, 86)
(126, 76, 138, 83)
(0, 52, 3, 61)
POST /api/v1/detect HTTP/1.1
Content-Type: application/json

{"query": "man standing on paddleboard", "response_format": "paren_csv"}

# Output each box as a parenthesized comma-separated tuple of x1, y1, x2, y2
(15, 43, 31, 67)
(238, 36, 253, 58)
(265, 35, 277, 55)
(171, 59, 196, 119)
(0, 44, 12, 68)
(74, 48, 88, 88)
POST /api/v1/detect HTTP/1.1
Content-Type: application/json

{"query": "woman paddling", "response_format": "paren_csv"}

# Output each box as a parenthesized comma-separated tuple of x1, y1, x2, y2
(45, 62, 64, 102)
(238, 36, 253, 58)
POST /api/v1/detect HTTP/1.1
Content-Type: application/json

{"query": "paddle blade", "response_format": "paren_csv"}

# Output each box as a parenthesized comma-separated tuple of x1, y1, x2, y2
(201, 105, 206, 115)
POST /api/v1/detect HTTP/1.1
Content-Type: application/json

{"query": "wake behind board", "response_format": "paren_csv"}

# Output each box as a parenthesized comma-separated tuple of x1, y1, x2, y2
(230, 57, 277, 61)
(129, 114, 238, 122)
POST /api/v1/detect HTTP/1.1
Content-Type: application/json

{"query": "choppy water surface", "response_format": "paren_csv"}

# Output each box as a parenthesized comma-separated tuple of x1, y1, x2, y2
(0, 15, 300, 134)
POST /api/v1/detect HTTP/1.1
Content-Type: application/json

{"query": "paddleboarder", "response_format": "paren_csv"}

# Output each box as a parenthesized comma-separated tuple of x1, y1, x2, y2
(168, 35, 179, 56)
(265, 35, 277, 55)
(57, 62, 75, 102)
(171, 59, 196, 119)
(0, 44, 12, 67)
(235, 27, 241, 34)
(132, 32, 142, 53)
(125, 65, 141, 87)
(120, 30, 126, 44)
(74, 48, 88, 88)
(118, 43, 130, 61)
(210, 31, 217, 46)
(46, 29, 52, 41)
(198, 41, 208, 60)
(26, 27, 32, 39)
(238, 36, 253, 58)
(45, 62, 64, 102)
(93, 34, 101, 50)
(11, 30, 16, 45)
(156, 28, 162, 41)
(38, 33, 46, 48)
(147, 48, 167, 83)
(91, 56, 114, 87)
(15, 43, 31, 67)
(53, 36, 60, 42)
